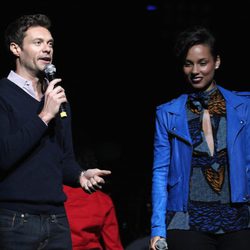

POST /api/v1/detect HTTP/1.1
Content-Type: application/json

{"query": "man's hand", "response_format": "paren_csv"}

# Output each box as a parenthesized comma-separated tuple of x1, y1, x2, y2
(79, 168, 111, 194)
(39, 79, 67, 124)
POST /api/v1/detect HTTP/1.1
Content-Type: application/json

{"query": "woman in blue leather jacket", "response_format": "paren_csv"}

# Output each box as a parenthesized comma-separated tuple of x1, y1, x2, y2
(150, 25, 250, 250)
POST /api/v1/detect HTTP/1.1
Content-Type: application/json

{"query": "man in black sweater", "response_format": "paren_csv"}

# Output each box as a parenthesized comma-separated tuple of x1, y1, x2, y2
(0, 14, 111, 250)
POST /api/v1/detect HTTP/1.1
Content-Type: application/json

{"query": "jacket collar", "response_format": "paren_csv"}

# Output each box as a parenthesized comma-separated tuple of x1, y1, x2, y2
(166, 85, 245, 115)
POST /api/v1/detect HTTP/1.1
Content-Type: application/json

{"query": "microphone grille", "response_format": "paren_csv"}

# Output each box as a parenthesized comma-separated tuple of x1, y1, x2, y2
(44, 64, 56, 75)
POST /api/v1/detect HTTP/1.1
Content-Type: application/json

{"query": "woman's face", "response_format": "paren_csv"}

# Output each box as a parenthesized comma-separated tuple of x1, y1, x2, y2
(183, 44, 220, 91)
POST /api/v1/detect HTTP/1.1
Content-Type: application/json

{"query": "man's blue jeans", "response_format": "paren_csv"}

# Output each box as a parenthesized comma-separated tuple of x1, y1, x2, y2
(0, 208, 72, 250)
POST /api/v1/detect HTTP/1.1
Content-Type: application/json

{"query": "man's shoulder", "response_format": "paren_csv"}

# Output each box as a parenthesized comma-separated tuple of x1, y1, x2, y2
(0, 78, 12, 97)
(0, 77, 9, 84)
(0, 78, 11, 88)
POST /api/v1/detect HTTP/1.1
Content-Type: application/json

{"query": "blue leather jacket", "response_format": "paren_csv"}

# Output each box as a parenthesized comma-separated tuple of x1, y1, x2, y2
(151, 85, 250, 237)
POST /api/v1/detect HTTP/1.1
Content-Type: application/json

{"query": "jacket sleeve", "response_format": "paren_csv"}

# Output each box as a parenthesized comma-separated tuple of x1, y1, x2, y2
(151, 106, 171, 238)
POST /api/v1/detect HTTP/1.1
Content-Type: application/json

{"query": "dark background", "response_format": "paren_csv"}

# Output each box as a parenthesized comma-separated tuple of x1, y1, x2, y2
(0, 0, 249, 247)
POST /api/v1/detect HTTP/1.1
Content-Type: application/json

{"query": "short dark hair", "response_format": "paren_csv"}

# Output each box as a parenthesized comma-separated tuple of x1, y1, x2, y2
(174, 25, 218, 65)
(4, 14, 51, 49)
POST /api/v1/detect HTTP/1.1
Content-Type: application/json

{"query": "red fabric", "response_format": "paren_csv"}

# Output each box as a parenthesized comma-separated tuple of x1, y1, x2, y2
(63, 185, 124, 250)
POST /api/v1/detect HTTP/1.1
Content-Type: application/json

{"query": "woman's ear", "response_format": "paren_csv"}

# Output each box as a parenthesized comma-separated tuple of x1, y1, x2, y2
(215, 55, 221, 69)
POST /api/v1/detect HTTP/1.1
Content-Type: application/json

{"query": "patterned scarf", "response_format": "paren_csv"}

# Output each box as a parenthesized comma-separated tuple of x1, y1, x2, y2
(188, 87, 226, 115)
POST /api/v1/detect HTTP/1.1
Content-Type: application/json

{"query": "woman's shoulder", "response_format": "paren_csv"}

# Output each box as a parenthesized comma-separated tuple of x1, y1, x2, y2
(156, 94, 187, 111)
(232, 91, 250, 99)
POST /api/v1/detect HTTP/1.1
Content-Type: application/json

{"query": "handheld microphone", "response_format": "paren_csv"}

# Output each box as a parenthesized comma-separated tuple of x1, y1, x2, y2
(44, 64, 67, 118)
(155, 238, 168, 250)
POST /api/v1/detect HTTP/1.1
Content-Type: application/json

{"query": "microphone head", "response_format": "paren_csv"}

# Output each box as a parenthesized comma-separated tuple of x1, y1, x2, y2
(44, 64, 56, 80)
